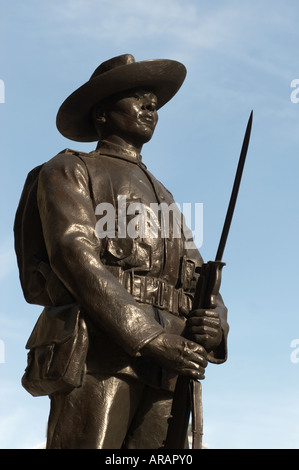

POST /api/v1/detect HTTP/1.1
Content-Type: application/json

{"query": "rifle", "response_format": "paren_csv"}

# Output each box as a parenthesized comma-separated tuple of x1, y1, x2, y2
(165, 111, 253, 449)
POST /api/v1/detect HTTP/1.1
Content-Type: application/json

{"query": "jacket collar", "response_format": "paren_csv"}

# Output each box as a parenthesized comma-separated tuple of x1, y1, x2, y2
(94, 140, 146, 167)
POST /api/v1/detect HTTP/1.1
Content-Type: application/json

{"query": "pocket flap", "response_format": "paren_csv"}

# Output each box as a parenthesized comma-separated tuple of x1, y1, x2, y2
(25, 303, 81, 349)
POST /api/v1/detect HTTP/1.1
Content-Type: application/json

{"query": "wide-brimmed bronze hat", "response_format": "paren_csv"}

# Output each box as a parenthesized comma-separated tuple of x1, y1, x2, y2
(56, 54, 187, 142)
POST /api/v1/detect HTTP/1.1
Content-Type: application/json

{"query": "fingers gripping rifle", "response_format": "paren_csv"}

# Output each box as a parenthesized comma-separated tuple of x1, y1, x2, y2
(165, 111, 253, 449)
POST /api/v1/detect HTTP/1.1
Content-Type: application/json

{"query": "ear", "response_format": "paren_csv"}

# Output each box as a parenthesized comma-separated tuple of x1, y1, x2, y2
(93, 104, 106, 124)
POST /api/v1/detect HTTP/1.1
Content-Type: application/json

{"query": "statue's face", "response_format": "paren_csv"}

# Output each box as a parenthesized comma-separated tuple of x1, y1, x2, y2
(106, 88, 158, 145)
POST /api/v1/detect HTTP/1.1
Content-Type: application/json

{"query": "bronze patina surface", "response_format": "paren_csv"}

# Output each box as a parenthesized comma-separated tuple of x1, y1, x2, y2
(14, 54, 228, 449)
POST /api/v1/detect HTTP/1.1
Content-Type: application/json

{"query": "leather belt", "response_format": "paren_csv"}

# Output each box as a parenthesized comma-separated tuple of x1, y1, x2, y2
(106, 266, 193, 317)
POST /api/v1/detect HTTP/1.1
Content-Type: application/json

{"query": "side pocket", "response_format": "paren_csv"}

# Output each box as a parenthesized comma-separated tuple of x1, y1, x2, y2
(22, 304, 88, 397)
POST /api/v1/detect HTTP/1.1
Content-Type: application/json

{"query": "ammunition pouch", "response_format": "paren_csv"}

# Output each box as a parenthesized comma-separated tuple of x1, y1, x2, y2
(22, 303, 88, 397)
(106, 266, 194, 317)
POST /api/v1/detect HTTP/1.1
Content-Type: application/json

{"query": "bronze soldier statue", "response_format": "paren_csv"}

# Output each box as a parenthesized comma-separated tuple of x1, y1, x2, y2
(14, 54, 228, 449)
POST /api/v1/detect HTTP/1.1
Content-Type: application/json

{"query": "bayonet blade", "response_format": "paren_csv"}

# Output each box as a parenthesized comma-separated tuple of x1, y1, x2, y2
(215, 111, 253, 262)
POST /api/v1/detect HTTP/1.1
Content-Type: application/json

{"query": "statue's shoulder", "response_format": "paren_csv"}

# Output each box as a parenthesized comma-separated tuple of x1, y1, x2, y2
(39, 148, 97, 180)
(45, 148, 89, 166)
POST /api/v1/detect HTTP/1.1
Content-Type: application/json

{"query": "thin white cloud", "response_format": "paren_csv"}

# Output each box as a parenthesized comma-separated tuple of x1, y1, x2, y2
(0, 412, 22, 446)
(0, 238, 17, 281)
(44, 0, 299, 84)
(31, 441, 46, 449)
(47, 0, 243, 53)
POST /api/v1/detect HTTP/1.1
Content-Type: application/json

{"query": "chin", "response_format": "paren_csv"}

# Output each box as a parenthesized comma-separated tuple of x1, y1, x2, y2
(130, 129, 155, 145)
(142, 132, 154, 143)
(139, 125, 156, 142)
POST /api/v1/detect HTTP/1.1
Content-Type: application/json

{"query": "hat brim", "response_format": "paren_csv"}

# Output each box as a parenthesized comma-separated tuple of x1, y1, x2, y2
(56, 59, 186, 142)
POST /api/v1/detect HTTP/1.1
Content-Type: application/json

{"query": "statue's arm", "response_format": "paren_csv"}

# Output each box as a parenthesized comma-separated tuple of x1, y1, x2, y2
(37, 154, 164, 356)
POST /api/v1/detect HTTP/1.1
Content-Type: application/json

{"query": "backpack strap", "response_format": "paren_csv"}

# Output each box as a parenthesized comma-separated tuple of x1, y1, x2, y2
(14, 148, 115, 307)
(14, 164, 51, 305)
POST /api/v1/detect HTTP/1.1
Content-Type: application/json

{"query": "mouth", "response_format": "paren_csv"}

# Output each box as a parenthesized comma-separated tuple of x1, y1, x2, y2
(139, 115, 155, 127)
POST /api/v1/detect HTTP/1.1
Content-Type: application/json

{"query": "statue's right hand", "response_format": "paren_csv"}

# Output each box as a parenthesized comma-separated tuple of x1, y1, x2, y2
(140, 333, 208, 380)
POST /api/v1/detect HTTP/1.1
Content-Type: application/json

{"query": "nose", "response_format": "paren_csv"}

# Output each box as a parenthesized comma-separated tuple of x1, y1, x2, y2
(141, 97, 156, 112)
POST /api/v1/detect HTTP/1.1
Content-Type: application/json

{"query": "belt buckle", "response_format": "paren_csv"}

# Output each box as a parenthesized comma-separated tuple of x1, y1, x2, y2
(152, 279, 166, 309)
(156, 279, 166, 309)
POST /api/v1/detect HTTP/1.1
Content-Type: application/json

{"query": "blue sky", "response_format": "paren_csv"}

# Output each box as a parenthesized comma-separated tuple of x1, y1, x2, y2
(1, 0, 299, 449)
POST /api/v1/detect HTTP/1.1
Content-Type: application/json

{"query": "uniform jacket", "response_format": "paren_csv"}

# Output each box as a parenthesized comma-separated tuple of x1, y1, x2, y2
(34, 142, 228, 386)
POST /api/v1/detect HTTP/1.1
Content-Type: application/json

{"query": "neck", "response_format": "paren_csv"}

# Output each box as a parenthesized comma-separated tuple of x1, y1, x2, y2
(96, 136, 143, 163)
(102, 135, 143, 154)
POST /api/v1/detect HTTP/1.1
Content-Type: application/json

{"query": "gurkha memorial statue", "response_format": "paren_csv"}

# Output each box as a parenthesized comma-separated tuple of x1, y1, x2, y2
(14, 54, 252, 449)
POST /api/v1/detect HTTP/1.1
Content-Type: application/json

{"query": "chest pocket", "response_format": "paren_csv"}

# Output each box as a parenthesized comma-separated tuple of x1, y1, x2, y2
(78, 155, 153, 273)
(106, 196, 152, 272)
(105, 238, 151, 272)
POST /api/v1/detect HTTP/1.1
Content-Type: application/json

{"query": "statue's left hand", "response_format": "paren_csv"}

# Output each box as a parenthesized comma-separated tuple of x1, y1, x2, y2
(185, 309, 223, 351)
